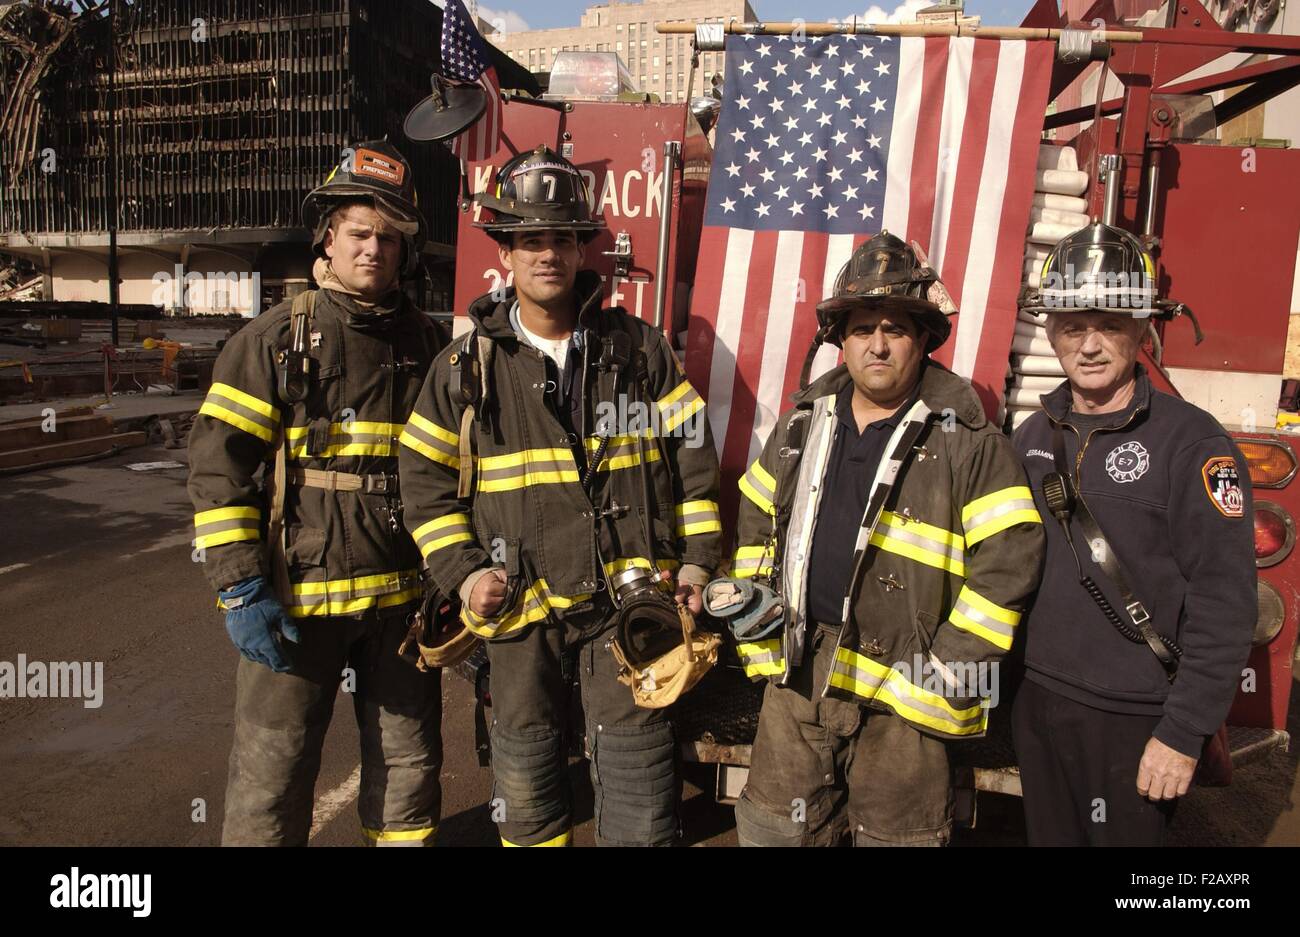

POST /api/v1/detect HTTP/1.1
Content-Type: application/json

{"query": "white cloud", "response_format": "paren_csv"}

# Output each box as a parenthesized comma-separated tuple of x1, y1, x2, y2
(844, 0, 935, 24)
(428, 1, 530, 35)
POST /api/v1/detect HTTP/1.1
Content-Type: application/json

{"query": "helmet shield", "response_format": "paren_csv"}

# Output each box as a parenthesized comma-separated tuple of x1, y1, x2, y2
(474, 145, 606, 240)
(1038, 222, 1157, 316)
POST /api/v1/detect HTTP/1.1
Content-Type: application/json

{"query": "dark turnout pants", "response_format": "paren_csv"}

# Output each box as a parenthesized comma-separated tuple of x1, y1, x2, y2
(1012, 677, 1176, 846)
(736, 627, 953, 847)
(222, 608, 443, 846)
(485, 604, 677, 847)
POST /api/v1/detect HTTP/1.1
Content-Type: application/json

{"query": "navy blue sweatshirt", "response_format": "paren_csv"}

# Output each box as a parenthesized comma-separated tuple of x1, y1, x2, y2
(1012, 366, 1256, 758)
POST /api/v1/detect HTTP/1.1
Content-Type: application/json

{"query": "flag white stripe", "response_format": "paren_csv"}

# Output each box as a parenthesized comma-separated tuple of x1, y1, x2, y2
(748, 230, 805, 464)
(929, 37, 974, 270)
(882, 37, 925, 236)
(807, 233, 855, 386)
(951, 40, 1027, 380)
(707, 228, 756, 457)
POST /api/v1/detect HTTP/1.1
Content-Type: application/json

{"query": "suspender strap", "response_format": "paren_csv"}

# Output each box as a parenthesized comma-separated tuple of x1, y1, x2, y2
(1051, 423, 1179, 678)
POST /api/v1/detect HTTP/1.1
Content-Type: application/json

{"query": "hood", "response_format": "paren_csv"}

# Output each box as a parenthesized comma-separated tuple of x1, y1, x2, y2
(793, 359, 988, 430)
(467, 269, 610, 340)
(1039, 362, 1152, 423)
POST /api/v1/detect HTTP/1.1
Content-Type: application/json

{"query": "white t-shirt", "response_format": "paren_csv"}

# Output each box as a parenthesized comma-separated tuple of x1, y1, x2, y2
(510, 302, 581, 372)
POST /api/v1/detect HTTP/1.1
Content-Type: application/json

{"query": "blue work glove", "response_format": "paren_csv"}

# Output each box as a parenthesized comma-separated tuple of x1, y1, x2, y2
(218, 576, 301, 673)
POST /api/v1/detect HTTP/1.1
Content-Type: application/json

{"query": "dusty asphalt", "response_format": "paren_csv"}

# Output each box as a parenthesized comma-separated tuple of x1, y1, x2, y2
(0, 443, 1296, 847)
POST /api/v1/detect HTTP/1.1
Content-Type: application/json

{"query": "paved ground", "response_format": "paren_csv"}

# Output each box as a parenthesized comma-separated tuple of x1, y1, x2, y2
(0, 442, 1296, 846)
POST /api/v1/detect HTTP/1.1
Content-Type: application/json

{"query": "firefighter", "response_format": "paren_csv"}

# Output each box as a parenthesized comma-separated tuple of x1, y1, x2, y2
(730, 232, 1045, 846)
(1012, 223, 1255, 846)
(397, 145, 722, 847)
(187, 140, 449, 846)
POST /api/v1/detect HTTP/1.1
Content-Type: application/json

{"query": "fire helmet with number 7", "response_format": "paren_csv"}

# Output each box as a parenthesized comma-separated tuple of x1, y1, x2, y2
(474, 145, 606, 242)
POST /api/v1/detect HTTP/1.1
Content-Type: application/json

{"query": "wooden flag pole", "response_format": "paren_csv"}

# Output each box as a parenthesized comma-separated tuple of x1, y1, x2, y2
(654, 21, 1145, 42)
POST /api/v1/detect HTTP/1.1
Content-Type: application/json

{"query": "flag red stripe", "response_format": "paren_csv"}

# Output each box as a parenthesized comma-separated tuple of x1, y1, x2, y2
(970, 41, 1056, 415)
(717, 232, 780, 524)
(684, 226, 732, 402)
(929, 41, 999, 372)
(905, 38, 950, 250)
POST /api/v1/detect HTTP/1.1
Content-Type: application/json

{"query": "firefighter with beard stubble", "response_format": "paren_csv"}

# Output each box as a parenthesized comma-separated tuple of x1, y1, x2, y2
(727, 233, 1045, 846)
(188, 141, 449, 846)
(398, 146, 723, 847)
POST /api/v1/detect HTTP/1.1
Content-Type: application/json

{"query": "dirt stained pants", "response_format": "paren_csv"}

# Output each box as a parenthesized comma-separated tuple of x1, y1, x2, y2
(222, 608, 442, 846)
(735, 627, 953, 846)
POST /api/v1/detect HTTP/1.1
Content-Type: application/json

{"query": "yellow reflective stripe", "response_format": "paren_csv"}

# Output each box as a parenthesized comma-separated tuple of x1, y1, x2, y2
(199, 401, 276, 442)
(869, 514, 967, 577)
(502, 830, 573, 847)
(208, 382, 278, 420)
(399, 412, 462, 469)
(477, 448, 579, 492)
(286, 570, 421, 618)
(829, 647, 987, 736)
(948, 585, 1019, 652)
(460, 579, 590, 639)
(283, 421, 401, 458)
(284, 421, 402, 438)
(656, 379, 694, 410)
(195, 506, 260, 525)
(603, 557, 679, 578)
(585, 434, 661, 471)
(412, 513, 474, 558)
(732, 544, 774, 579)
(406, 411, 459, 446)
(399, 428, 461, 469)
(362, 826, 436, 843)
(739, 459, 776, 516)
(195, 528, 261, 549)
(736, 638, 785, 677)
(662, 393, 704, 433)
(193, 506, 261, 549)
(675, 499, 721, 537)
(961, 485, 1042, 545)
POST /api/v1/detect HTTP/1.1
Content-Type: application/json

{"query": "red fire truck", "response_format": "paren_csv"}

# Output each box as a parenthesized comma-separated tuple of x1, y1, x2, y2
(445, 4, 1300, 811)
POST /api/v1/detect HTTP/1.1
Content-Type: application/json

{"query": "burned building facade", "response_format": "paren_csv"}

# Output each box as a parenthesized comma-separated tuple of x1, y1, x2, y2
(0, 0, 535, 315)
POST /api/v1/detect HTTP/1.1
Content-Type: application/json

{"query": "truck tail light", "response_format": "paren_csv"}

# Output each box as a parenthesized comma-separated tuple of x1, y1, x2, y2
(1254, 501, 1294, 568)
(1255, 579, 1286, 646)
(1237, 439, 1297, 488)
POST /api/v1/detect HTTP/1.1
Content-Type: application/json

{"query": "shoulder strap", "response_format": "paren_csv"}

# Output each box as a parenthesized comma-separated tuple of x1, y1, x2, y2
(1050, 423, 1180, 679)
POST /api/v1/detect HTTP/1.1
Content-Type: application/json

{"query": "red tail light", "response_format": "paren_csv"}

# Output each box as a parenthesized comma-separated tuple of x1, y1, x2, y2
(1254, 502, 1295, 568)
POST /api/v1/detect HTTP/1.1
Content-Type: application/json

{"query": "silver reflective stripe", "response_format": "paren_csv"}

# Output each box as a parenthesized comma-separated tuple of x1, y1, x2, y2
(206, 391, 277, 434)
(401, 422, 459, 460)
(744, 465, 775, 503)
(196, 517, 255, 537)
(832, 658, 984, 729)
(418, 519, 470, 548)
(478, 458, 573, 482)
(877, 521, 966, 568)
(953, 596, 1015, 639)
(964, 497, 1037, 532)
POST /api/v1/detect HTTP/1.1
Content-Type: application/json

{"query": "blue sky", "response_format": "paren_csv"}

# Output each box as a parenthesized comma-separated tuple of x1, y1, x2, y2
(465, 0, 1043, 34)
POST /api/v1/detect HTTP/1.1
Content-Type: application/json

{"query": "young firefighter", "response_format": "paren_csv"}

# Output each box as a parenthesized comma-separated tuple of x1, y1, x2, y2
(728, 233, 1045, 846)
(187, 141, 449, 846)
(398, 146, 722, 847)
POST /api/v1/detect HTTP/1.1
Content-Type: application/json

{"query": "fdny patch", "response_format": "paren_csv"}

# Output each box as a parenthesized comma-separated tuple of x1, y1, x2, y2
(1202, 457, 1245, 517)
(1105, 441, 1150, 483)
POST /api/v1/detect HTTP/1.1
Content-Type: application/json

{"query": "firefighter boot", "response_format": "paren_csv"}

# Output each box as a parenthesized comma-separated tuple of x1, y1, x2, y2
(352, 612, 443, 846)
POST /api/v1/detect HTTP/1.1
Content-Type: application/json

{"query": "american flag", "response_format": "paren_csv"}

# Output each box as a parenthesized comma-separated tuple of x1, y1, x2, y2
(440, 0, 502, 163)
(684, 34, 1054, 522)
